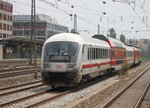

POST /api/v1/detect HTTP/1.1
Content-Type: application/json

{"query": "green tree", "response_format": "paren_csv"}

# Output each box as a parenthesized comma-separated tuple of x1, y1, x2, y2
(107, 28, 116, 39)
(70, 29, 79, 34)
(120, 34, 126, 44)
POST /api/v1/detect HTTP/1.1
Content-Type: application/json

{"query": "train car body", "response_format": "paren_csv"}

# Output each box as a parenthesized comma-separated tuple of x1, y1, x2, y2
(41, 33, 110, 87)
(138, 49, 142, 63)
(133, 47, 142, 65)
(92, 35, 125, 71)
(41, 33, 142, 87)
(124, 45, 134, 67)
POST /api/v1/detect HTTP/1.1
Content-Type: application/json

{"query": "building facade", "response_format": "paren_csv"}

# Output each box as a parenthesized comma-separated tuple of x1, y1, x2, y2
(0, 1, 13, 39)
(13, 14, 69, 40)
(0, 1, 13, 60)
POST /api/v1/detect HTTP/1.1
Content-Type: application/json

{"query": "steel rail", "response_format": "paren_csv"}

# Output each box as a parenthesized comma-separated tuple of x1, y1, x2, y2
(0, 70, 39, 78)
(0, 84, 44, 97)
(26, 90, 71, 108)
(101, 66, 150, 108)
(0, 68, 40, 75)
(134, 80, 150, 108)
(0, 80, 42, 91)
(0, 66, 40, 73)
(0, 90, 50, 107)
(26, 73, 117, 108)
(0, 70, 116, 108)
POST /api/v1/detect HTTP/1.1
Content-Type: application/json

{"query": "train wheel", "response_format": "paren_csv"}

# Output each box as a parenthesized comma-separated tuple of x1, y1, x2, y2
(81, 75, 89, 83)
(51, 86, 56, 89)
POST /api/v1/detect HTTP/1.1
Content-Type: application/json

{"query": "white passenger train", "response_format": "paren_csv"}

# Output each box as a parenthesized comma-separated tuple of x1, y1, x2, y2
(41, 33, 111, 87)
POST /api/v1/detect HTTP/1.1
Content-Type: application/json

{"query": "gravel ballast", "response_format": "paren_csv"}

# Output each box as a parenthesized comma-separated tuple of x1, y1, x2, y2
(0, 62, 149, 108)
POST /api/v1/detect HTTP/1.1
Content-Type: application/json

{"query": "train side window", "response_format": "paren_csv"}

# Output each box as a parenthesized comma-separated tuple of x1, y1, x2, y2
(104, 49, 107, 58)
(88, 48, 90, 60)
(100, 48, 102, 58)
(111, 50, 115, 58)
(99, 48, 101, 59)
(100, 49, 102, 58)
(93, 48, 95, 59)
(108, 49, 110, 58)
(90, 48, 92, 60)
(91, 48, 94, 59)
(96, 48, 97, 59)
(105, 49, 108, 58)
(101, 49, 103, 58)
(103, 49, 105, 58)
(105, 49, 107, 58)
(98, 48, 100, 59)
(82, 45, 84, 54)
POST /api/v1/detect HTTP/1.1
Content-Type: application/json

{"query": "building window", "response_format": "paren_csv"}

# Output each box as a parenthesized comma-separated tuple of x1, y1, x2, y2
(24, 30, 30, 35)
(3, 14, 6, 20)
(7, 24, 9, 30)
(10, 16, 12, 21)
(3, 33, 6, 38)
(0, 13, 2, 20)
(0, 23, 2, 29)
(3, 24, 6, 30)
(0, 33, 2, 38)
(7, 15, 9, 21)
(10, 25, 12, 31)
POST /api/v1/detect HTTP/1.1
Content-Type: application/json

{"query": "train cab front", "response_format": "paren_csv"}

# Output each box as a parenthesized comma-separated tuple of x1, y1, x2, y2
(41, 41, 81, 87)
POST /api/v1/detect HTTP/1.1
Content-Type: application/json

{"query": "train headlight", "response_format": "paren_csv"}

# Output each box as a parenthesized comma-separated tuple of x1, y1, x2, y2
(44, 64, 50, 68)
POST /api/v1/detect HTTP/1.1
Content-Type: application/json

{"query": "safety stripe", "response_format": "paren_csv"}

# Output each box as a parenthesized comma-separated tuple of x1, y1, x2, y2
(82, 62, 110, 69)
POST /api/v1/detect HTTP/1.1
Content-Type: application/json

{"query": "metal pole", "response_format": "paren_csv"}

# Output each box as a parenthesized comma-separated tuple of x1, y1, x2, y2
(30, 0, 36, 65)
(33, 0, 37, 65)
(29, 0, 33, 65)
(98, 24, 100, 34)
(74, 14, 77, 33)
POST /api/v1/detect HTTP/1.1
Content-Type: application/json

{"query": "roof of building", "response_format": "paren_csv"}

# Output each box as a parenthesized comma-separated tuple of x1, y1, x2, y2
(0, 0, 13, 6)
(0, 36, 44, 43)
(13, 14, 67, 27)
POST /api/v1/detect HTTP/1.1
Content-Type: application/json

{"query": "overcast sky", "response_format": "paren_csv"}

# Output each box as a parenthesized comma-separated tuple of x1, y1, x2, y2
(7, 0, 150, 39)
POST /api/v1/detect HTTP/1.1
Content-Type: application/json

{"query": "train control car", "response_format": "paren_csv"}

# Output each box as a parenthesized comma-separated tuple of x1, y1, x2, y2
(41, 33, 111, 87)
(92, 35, 126, 72)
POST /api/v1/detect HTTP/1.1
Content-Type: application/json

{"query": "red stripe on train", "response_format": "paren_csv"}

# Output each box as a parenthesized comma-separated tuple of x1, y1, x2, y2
(82, 62, 110, 69)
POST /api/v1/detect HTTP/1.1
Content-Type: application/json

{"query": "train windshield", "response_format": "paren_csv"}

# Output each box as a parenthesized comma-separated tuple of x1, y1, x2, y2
(46, 41, 78, 56)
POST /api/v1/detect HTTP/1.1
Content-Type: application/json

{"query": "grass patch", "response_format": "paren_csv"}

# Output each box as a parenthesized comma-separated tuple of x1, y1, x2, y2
(118, 63, 130, 77)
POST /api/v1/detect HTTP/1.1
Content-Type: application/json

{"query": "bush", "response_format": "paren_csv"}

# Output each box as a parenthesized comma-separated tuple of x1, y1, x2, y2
(118, 63, 130, 76)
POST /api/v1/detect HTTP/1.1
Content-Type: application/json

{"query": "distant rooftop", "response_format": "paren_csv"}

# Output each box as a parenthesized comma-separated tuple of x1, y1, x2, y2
(0, 0, 13, 6)
(13, 14, 59, 25)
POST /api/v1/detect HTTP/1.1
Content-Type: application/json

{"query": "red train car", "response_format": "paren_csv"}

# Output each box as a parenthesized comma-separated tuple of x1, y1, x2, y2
(124, 45, 134, 67)
(92, 35, 125, 71)
(133, 47, 142, 65)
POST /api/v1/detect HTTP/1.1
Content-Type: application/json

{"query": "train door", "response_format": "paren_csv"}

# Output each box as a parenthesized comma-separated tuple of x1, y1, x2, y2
(81, 45, 92, 75)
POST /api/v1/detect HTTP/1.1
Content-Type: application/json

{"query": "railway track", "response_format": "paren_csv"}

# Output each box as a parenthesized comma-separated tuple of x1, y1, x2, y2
(0, 80, 43, 96)
(0, 80, 42, 91)
(101, 65, 150, 108)
(0, 66, 40, 73)
(26, 73, 117, 108)
(0, 71, 116, 108)
(0, 68, 40, 78)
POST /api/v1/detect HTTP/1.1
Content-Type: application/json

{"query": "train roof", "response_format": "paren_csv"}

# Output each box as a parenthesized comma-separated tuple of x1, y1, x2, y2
(92, 35, 125, 48)
(124, 45, 134, 51)
(44, 33, 110, 48)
